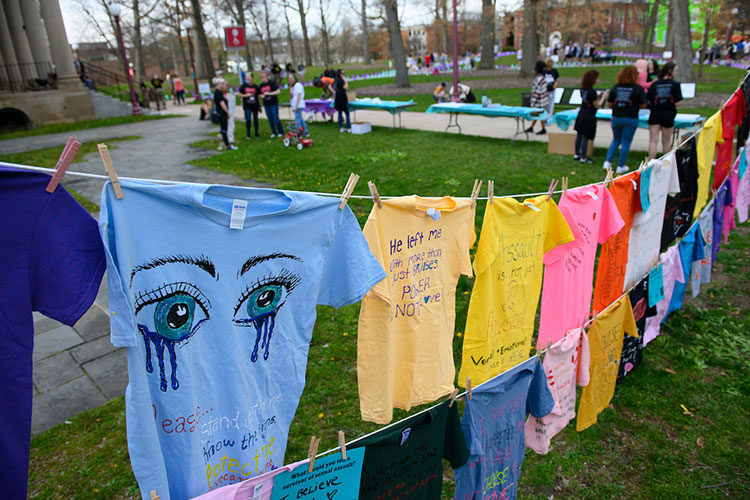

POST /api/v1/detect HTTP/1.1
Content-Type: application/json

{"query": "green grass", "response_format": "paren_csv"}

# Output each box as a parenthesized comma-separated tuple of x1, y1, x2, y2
(0, 115, 179, 140)
(24, 122, 750, 499)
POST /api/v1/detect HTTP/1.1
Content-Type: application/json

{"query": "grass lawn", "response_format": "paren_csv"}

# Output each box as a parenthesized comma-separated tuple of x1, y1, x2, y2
(23, 122, 750, 499)
(0, 115, 179, 140)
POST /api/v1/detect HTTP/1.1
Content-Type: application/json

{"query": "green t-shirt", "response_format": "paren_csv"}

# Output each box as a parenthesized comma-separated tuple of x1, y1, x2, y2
(352, 400, 469, 500)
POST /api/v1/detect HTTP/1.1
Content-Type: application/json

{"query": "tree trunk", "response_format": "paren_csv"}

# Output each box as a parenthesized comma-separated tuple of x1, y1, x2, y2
(191, 0, 214, 79)
(520, 0, 538, 77)
(360, 0, 370, 64)
(643, 0, 660, 54)
(383, 0, 409, 87)
(133, 0, 145, 81)
(295, 0, 313, 66)
(233, 0, 254, 71)
(263, 0, 274, 61)
(319, 0, 330, 64)
(479, 0, 495, 69)
(672, 0, 694, 82)
(175, 1, 190, 76)
(665, 0, 674, 50)
(698, 4, 714, 77)
(283, 5, 296, 67)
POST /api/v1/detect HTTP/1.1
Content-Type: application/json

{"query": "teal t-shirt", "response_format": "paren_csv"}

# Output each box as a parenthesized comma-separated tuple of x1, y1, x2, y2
(100, 180, 385, 499)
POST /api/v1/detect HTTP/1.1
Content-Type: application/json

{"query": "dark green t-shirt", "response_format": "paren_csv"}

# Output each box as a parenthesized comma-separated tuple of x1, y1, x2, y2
(352, 400, 469, 500)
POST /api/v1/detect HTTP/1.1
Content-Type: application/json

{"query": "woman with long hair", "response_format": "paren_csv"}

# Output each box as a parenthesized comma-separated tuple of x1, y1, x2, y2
(333, 69, 351, 132)
(604, 66, 647, 173)
(526, 60, 549, 135)
(574, 69, 608, 164)
(647, 62, 683, 159)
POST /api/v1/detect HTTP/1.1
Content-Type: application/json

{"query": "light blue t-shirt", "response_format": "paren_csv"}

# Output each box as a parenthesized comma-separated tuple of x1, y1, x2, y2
(453, 356, 554, 500)
(639, 164, 652, 213)
(666, 223, 705, 319)
(99, 180, 385, 500)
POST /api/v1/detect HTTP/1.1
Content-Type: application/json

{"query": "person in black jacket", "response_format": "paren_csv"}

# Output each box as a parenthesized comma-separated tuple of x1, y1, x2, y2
(647, 62, 683, 159)
(574, 70, 608, 164)
(333, 69, 351, 132)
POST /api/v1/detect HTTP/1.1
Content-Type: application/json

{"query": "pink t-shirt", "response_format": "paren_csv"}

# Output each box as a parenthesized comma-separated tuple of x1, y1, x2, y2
(537, 184, 624, 349)
(174, 78, 185, 92)
(723, 163, 740, 243)
(191, 459, 308, 500)
(525, 327, 590, 454)
(643, 246, 684, 346)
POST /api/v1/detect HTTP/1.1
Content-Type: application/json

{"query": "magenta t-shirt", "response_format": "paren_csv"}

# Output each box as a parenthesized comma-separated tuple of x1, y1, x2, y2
(537, 184, 624, 349)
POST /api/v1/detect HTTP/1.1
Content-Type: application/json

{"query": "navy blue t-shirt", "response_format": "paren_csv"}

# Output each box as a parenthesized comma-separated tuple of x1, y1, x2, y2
(0, 167, 105, 500)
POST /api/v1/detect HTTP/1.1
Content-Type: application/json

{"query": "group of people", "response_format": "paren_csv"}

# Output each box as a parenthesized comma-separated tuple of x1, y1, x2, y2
(432, 81, 476, 103)
(138, 73, 185, 110)
(540, 42, 611, 63)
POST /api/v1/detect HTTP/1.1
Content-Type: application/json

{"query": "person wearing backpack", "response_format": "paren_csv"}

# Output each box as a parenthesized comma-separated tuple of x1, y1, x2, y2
(604, 66, 646, 174)
(646, 62, 682, 159)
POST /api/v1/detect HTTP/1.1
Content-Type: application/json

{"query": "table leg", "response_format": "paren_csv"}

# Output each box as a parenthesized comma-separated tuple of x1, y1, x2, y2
(512, 117, 528, 145)
(444, 113, 461, 135)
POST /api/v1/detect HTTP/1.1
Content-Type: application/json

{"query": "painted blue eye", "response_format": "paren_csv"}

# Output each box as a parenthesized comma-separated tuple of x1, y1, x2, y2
(154, 293, 195, 341)
(246, 285, 282, 319)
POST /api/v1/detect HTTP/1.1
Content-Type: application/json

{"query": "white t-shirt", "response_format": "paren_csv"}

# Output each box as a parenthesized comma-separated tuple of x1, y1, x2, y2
(292, 81, 305, 110)
(691, 201, 714, 297)
(623, 153, 681, 289)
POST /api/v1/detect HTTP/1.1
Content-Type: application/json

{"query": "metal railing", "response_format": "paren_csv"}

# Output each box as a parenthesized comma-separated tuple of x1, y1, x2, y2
(80, 60, 132, 102)
(0, 62, 55, 93)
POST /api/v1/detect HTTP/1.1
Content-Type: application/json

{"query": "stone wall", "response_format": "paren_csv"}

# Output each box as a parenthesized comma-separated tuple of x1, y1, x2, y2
(0, 86, 96, 127)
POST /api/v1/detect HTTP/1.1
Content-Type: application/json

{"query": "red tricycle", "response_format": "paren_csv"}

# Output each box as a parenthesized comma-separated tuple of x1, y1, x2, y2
(282, 123, 313, 150)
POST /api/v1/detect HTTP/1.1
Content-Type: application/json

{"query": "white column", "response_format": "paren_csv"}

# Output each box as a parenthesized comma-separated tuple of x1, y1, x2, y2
(21, 0, 53, 68)
(2, 0, 34, 65)
(38, 0, 79, 87)
(0, 2, 18, 66)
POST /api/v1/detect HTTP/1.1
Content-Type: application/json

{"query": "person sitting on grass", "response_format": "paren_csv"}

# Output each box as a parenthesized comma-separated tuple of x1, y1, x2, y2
(433, 82, 449, 102)
(199, 98, 213, 121)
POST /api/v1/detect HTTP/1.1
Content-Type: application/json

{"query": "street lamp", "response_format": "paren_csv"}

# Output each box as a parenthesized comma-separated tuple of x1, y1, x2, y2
(182, 18, 200, 99)
(109, 3, 141, 115)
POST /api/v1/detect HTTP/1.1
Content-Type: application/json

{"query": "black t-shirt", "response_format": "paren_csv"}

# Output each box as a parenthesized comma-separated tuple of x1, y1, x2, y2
(647, 79, 682, 116)
(352, 401, 468, 500)
(151, 78, 164, 88)
(238, 82, 260, 110)
(608, 83, 646, 118)
(661, 136, 699, 250)
(259, 80, 278, 106)
(213, 88, 227, 117)
(618, 275, 656, 381)
(580, 88, 598, 115)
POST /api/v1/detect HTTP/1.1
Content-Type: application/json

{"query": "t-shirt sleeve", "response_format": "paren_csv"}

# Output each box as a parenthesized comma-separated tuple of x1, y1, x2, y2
(30, 186, 106, 326)
(692, 228, 706, 263)
(667, 158, 681, 196)
(646, 84, 655, 104)
(577, 329, 591, 387)
(460, 207, 477, 278)
(358, 209, 389, 302)
(442, 401, 470, 469)
(598, 188, 626, 244)
(527, 359, 555, 418)
(608, 86, 616, 104)
(543, 200, 576, 254)
(318, 207, 386, 308)
(472, 208, 499, 277)
(623, 296, 639, 339)
(674, 82, 683, 103)
(543, 203, 583, 265)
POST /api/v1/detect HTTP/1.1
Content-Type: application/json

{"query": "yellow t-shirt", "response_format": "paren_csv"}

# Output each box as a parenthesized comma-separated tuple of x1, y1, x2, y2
(576, 295, 638, 432)
(357, 195, 476, 424)
(458, 196, 574, 385)
(694, 112, 724, 218)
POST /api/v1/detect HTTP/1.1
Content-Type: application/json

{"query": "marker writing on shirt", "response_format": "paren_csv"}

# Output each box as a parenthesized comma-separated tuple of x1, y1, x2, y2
(205, 439, 276, 490)
(497, 229, 543, 264)
(388, 228, 442, 255)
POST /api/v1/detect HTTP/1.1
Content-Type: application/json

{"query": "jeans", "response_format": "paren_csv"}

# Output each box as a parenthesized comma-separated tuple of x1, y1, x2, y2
(294, 109, 308, 136)
(606, 116, 639, 167)
(337, 108, 351, 129)
(264, 104, 283, 135)
(244, 108, 259, 136)
(575, 133, 588, 158)
(175, 90, 185, 104)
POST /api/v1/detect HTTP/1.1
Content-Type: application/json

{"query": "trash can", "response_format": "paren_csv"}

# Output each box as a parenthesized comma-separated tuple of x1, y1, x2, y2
(521, 91, 531, 107)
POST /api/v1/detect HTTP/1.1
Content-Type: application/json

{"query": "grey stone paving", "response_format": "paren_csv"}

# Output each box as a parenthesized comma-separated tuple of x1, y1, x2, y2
(17, 107, 269, 435)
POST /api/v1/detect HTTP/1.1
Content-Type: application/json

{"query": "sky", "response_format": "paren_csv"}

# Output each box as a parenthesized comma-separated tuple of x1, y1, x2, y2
(59, 0, 520, 45)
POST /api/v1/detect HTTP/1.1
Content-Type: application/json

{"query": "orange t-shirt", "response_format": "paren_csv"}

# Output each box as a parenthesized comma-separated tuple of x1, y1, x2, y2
(591, 171, 641, 313)
(321, 76, 334, 89)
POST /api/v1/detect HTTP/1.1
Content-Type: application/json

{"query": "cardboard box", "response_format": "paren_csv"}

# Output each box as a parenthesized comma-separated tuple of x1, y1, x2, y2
(351, 122, 371, 135)
(548, 133, 593, 156)
(347, 91, 357, 102)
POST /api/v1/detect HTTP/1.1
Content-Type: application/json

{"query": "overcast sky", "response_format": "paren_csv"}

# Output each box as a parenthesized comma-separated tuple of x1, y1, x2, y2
(60, 0, 521, 45)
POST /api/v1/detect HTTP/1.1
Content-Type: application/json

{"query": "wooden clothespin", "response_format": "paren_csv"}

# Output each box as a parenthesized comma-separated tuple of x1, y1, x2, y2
(45, 137, 81, 193)
(540, 339, 552, 363)
(466, 377, 472, 400)
(470, 179, 482, 207)
(339, 173, 360, 209)
(545, 178, 559, 201)
(338, 430, 347, 460)
(487, 180, 494, 204)
(97, 144, 124, 199)
(367, 181, 382, 208)
(307, 435, 320, 473)
(562, 176, 568, 198)
(448, 387, 459, 407)
(603, 168, 614, 188)
(150, 491, 160, 500)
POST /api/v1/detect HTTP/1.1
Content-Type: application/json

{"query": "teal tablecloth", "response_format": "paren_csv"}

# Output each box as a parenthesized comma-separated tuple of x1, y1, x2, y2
(426, 102, 549, 121)
(348, 99, 416, 113)
(553, 108, 704, 131)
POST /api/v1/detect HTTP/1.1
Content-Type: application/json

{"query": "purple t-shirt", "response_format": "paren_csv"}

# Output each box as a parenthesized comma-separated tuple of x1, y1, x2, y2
(712, 180, 732, 264)
(0, 167, 105, 499)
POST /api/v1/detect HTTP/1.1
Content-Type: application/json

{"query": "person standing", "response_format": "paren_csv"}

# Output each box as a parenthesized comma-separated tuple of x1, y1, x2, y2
(259, 72, 283, 137)
(290, 73, 309, 137)
(151, 74, 166, 110)
(213, 79, 237, 150)
(574, 70, 608, 164)
(333, 69, 351, 132)
(545, 58, 559, 126)
(238, 73, 261, 139)
(647, 62, 683, 159)
(604, 66, 646, 173)
(527, 60, 549, 135)
(173, 74, 185, 105)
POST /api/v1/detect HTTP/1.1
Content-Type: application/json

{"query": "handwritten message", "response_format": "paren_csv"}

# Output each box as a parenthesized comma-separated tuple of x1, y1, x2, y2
(271, 448, 364, 500)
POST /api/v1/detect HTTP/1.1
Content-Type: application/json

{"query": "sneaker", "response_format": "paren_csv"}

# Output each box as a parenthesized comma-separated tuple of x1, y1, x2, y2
(581, 158, 594, 164)
(246, 135, 251, 140)
(616, 165, 629, 174)
(603, 160, 612, 170)
(340, 128, 346, 133)
(228, 145, 238, 150)
(269, 134, 276, 138)
(536, 129, 547, 135)
(573, 154, 580, 160)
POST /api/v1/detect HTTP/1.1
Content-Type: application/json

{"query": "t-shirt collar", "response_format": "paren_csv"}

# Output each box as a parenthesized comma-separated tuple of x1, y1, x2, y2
(188, 184, 294, 228)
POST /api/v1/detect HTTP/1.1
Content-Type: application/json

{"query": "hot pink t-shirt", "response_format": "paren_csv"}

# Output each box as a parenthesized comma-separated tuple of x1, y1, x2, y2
(525, 327, 590, 454)
(643, 246, 684, 346)
(537, 184, 624, 349)
(174, 78, 185, 92)
(190, 459, 308, 500)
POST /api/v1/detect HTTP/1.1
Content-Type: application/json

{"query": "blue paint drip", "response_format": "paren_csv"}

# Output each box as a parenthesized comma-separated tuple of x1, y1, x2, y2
(249, 311, 277, 362)
(139, 324, 178, 392)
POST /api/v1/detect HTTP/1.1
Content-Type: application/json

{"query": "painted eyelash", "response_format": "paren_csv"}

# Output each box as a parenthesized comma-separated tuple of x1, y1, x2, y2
(134, 281, 212, 315)
(233, 269, 301, 316)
